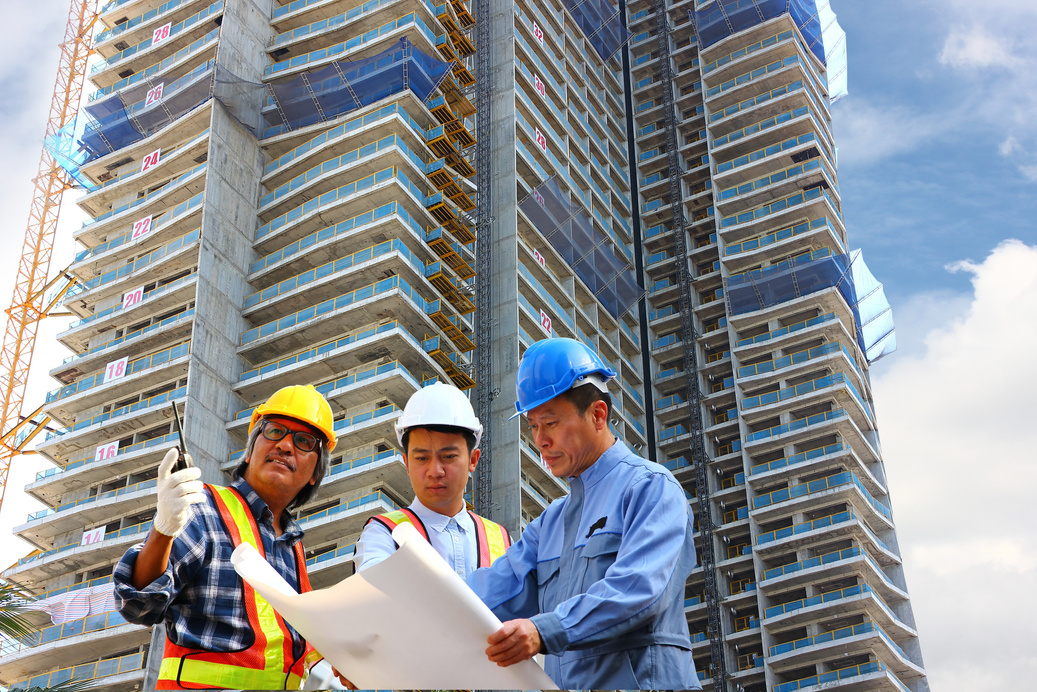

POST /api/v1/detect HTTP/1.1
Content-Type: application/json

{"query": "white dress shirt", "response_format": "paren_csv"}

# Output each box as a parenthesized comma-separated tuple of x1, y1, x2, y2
(354, 497, 478, 578)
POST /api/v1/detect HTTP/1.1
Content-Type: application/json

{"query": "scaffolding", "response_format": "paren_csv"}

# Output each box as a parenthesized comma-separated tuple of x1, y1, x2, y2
(650, 2, 729, 687)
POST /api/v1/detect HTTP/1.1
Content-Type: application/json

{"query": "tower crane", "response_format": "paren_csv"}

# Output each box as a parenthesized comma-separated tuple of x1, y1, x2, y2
(0, 0, 99, 516)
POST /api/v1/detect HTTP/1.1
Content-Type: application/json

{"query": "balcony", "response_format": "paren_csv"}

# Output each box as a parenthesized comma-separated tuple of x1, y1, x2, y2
(752, 471, 893, 525)
(0, 611, 146, 687)
(258, 134, 429, 219)
(718, 186, 842, 248)
(264, 12, 439, 78)
(29, 431, 179, 506)
(774, 660, 909, 692)
(238, 320, 432, 390)
(5, 520, 152, 586)
(760, 544, 907, 602)
(238, 275, 439, 364)
(90, 1, 224, 88)
(717, 156, 837, 217)
(294, 490, 400, 549)
(740, 373, 873, 431)
(38, 385, 186, 464)
(68, 228, 200, 307)
(17, 477, 159, 546)
(244, 238, 427, 322)
(89, 27, 219, 103)
(51, 307, 194, 382)
(755, 509, 891, 562)
(701, 27, 796, 76)
(7, 650, 146, 692)
(44, 342, 190, 427)
(763, 582, 919, 642)
(267, 0, 440, 60)
(77, 162, 207, 246)
(77, 124, 211, 217)
(254, 167, 432, 253)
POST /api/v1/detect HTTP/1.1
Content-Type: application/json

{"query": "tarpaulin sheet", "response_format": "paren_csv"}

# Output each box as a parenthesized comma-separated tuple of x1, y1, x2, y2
(265, 38, 453, 137)
(725, 248, 895, 362)
(520, 177, 643, 318)
(693, 0, 847, 100)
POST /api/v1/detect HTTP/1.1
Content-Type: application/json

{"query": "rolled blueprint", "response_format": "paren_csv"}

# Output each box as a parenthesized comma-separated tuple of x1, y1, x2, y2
(232, 521, 556, 689)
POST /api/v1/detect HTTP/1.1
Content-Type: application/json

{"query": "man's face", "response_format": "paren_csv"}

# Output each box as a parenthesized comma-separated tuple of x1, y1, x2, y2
(403, 428, 479, 516)
(244, 416, 320, 509)
(526, 395, 604, 478)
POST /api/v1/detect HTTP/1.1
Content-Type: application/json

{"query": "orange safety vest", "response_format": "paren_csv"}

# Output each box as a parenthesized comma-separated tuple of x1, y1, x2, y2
(366, 507, 511, 567)
(157, 485, 321, 689)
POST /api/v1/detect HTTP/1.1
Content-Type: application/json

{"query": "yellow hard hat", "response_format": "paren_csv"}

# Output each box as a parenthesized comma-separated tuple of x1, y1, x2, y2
(249, 385, 337, 451)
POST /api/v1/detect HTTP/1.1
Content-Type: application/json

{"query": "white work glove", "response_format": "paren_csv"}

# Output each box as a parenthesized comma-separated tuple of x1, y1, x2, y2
(153, 448, 205, 538)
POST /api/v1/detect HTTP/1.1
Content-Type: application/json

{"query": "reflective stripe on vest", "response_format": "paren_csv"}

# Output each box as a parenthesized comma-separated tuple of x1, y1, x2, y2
(157, 485, 315, 689)
(367, 508, 511, 566)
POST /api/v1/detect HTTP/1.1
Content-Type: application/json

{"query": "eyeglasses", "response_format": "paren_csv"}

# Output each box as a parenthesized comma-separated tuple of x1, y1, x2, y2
(260, 420, 321, 453)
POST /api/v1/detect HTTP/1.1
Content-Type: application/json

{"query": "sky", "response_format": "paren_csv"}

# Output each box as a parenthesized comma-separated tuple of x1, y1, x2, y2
(0, 1, 1035, 690)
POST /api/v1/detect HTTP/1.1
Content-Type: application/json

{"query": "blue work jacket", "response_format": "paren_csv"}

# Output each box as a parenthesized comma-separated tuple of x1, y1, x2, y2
(468, 439, 702, 689)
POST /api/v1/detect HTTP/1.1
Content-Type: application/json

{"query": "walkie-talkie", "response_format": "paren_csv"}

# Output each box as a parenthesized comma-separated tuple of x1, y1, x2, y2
(170, 403, 191, 472)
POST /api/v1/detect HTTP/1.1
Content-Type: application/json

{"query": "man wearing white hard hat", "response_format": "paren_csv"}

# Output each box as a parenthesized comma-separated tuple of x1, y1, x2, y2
(468, 337, 701, 690)
(353, 382, 511, 577)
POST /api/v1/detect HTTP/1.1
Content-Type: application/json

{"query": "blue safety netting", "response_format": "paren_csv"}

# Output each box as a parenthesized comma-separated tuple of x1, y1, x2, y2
(724, 248, 895, 362)
(847, 249, 895, 362)
(563, 0, 628, 62)
(79, 60, 216, 162)
(815, 1, 846, 102)
(693, 0, 847, 101)
(43, 116, 93, 188)
(519, 177, 644, 318)
(264, 38, 453, 138)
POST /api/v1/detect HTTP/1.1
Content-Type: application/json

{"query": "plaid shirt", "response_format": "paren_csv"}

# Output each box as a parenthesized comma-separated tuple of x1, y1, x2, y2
(114, 478, 308, 659)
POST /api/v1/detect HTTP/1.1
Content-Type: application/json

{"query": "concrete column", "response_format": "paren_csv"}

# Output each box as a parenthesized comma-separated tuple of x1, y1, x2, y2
(484, 0, 521, 536)
(143, 1, 273, 688)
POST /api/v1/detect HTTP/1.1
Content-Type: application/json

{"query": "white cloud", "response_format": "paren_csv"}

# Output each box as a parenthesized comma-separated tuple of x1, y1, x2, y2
(1018, 165, 1037, 183)
(998, 135, 1020, 156)
(873, 239, 1037, 691)
(939, 26, 1024, 70)
(917, 0, 1037, 182)
(832, 100, 946, 167)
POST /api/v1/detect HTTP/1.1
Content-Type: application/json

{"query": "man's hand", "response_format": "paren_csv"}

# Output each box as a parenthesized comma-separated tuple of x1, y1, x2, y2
(153, 448, 204, 538)
(331, 666, 356, 690)
(486, 618, 541, 667)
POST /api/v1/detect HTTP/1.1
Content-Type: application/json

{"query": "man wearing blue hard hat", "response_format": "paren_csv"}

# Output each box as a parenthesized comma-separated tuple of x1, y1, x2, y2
(468, 337, 702, 689)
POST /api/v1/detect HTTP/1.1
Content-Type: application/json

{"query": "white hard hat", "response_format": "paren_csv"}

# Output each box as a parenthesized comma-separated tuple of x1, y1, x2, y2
(394, 382, 483, 449)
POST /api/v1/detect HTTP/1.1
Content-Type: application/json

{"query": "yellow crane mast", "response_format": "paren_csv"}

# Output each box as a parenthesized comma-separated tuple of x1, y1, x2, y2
(0, 0, 99, 515)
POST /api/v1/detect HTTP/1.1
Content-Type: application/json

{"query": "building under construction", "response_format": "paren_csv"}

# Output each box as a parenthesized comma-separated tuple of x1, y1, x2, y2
(0, 0, 929, 690)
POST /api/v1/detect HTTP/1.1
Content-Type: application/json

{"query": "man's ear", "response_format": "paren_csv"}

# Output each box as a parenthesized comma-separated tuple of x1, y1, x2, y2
(468, 448, 481, 473)
(591, 399, 610, 430)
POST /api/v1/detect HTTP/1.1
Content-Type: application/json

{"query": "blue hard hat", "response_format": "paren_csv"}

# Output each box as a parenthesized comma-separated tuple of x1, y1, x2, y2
(513, 337, 617, 418)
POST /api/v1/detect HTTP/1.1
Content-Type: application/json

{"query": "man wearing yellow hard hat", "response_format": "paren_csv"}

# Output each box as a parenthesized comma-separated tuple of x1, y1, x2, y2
(113, 385, 341, 690)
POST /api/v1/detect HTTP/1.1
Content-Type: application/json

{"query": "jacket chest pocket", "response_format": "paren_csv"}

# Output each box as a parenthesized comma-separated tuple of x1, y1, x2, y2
(575, 532, 622, 590)
(536, 559, 560, 613)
